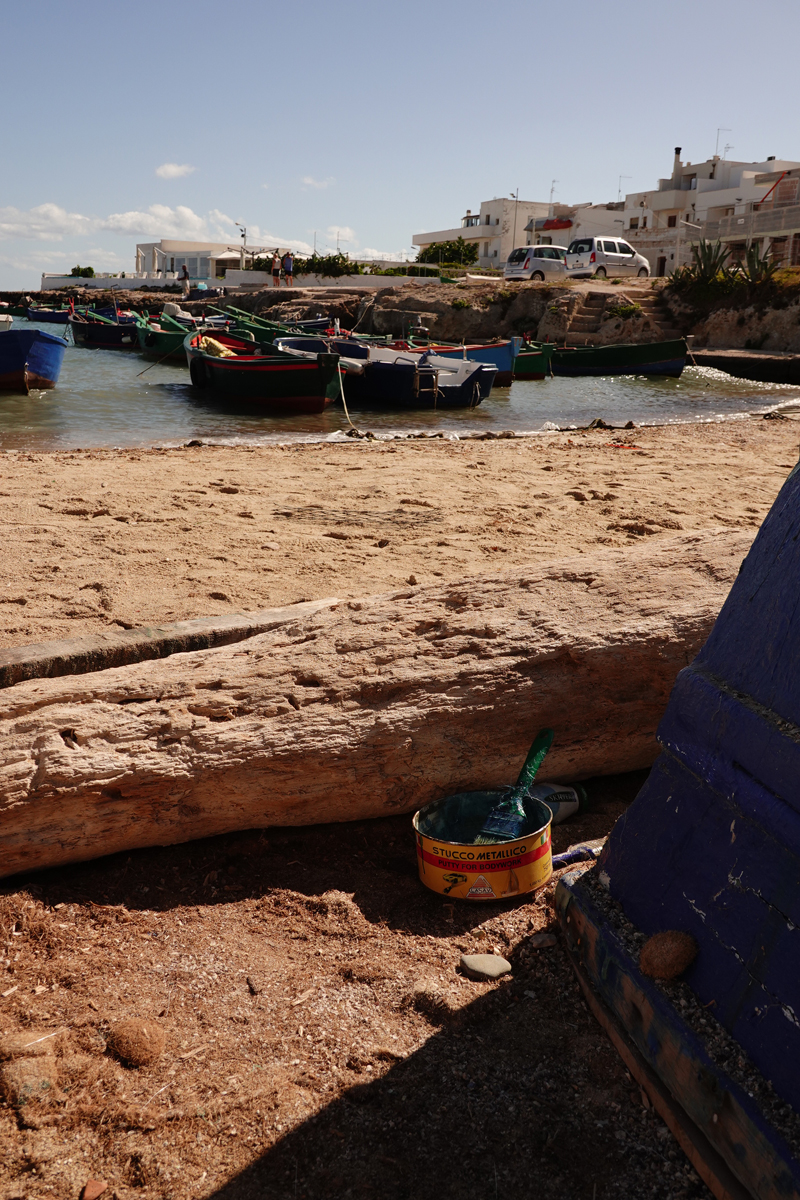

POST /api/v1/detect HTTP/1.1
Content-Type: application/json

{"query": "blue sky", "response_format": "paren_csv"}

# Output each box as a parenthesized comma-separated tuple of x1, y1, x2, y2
(1, 0, 798, 289)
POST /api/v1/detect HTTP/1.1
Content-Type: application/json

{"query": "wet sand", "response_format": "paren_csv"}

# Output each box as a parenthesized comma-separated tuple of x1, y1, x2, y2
(0, 418, 797, 648)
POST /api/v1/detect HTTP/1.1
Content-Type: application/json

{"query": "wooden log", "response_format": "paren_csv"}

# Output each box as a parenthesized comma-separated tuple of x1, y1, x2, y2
(0, 530, 750, 880)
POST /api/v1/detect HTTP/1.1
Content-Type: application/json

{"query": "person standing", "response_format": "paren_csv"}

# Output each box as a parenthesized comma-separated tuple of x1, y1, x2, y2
(282, 251, 294, 287)
(272, 251, 281, 288)
(180, 264, 190, 299)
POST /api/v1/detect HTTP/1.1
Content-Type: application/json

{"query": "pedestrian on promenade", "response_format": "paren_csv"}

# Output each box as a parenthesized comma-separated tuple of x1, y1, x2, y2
(282, 251, 294, 287)
(272, 251, 281, 288)
(180, 264, 190, 299)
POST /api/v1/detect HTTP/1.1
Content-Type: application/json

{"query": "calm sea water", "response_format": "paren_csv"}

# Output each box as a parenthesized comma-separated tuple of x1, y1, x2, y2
(1, 318, 798, 451)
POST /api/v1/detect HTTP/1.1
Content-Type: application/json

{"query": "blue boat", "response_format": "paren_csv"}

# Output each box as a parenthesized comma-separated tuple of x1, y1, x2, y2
(405, 337, 522, 386)
(274, 336, 496, 408)
(0, 328, 67, 391)
(26, 306, 70, 325)
(556, 460, 800, 1194)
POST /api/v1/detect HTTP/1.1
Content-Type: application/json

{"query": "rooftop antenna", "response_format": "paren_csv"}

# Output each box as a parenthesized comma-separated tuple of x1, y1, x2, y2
(618, 174, 632, 203)
(549, 179, 558, 205)
(723, 143, 734, 161)
(510, 188, 519, 251)
(715, 128, 731, 157)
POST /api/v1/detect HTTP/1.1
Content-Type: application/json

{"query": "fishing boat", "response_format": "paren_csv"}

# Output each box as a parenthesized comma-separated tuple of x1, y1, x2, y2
(274, 336, 496, 409)
(401, 337, 521, 386)
(184, 331, 340, 413)
(68, 312, 139, 349)
(550, 338, 687, 378)
(0, 327, 67, 391)
(26, 306, 71, 325)
(513, 340, 556, 380)
(136, 312, 235, 362)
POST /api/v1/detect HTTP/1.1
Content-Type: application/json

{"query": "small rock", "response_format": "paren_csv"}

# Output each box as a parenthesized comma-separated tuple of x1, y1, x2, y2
(107, 1019, 165, 1067)
(80, 1181, 108, 1200)
(639, 931, 698, 980)
(219, 486, 239, 494)
(407, 575, 417, 585)
(0, 1056, 59, 1106)
(261, 542, 280, 551)
(460, 953, 512, 981)
(529, 933, 558, 949)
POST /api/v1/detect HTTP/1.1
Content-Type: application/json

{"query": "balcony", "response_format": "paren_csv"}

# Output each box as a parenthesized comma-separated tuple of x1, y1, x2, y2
(711, 204, 800, 241)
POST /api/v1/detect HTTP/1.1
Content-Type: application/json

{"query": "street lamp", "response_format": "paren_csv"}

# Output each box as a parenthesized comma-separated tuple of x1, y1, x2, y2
(618, 175, 631, 203)
(235, 222, 247, 269)
(510, 189, 519, 254)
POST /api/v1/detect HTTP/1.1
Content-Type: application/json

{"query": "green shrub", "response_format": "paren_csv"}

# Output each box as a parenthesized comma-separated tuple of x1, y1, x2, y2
(418, 237, 478, 266)
(70, 265, 95, 278)
(451, 298, 470, 309)
(606, 301, 642, 320)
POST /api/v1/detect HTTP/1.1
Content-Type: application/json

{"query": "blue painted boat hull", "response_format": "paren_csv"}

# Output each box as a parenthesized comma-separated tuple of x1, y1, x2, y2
(599, 460, 800, 1116)
(26, 308, 70, 324)
(413, 338, 521, 386)
(0, 329, 67, 391)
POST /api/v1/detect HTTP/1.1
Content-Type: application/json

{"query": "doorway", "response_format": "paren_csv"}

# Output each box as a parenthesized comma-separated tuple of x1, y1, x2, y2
(657, 256, 667, 276)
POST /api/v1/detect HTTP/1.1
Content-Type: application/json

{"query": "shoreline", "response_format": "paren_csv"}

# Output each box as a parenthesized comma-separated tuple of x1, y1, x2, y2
(1, 418, 798, 650)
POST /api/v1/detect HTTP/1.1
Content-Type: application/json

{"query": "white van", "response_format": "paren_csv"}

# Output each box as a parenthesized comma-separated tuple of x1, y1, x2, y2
(504, 245, 568, 281)
(565, 237, 650, 279)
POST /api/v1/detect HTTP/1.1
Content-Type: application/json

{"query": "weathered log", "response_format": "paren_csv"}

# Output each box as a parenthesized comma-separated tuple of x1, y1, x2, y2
(0, 530, 750, 879)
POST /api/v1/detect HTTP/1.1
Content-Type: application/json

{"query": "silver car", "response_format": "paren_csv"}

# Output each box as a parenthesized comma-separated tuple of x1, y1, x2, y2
(504, 244, 568, 281)
(565, 236, 650, 278)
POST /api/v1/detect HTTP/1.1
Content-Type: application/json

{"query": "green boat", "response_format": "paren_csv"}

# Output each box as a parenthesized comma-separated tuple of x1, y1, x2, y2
(550, 338, 687, 378)
(512, 341, 556, 380)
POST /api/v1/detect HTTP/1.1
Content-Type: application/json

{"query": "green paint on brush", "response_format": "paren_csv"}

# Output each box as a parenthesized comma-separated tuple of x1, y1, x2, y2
(473, 728, 555, 845)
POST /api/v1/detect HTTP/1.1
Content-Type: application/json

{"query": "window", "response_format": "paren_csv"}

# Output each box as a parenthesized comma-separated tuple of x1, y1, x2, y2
(667, 215, 677, 228)
(567, 239, 593, 254)
(602, 240, 617, 252)
(617, 242, 635, 256)
(642, 216, 647, 229)
(507, 248, 527, 264)
(629, 217, 639, 230)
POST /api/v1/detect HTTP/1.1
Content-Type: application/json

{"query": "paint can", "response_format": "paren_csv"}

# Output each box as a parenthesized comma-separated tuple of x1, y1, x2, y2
(413, 789, 552, 901)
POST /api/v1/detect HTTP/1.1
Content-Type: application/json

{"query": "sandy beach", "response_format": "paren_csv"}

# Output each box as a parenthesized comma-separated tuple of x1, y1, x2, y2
(0, 417, 796, 649)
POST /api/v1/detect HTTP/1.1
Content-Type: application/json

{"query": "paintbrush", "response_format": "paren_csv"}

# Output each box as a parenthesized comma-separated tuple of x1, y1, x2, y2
(474, 728, 555, 844)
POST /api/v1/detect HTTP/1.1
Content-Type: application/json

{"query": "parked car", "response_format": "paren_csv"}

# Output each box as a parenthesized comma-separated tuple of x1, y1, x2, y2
(504, 245, 568, 281)
(565, 237, 650, 279)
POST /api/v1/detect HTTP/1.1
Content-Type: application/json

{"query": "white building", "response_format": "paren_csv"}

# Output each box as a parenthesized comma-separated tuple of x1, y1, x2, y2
(134, 238, 278, 280)
(622, 148, 800, 274)
(412, 198, 551, 268)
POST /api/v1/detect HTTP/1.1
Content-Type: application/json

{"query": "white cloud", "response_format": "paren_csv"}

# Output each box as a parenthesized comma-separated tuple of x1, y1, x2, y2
(326, 225, 356, 245)
(155, 162, 195, 179)
(99, 204, 212, 238)
(0, 203, 94, 241)
(302, 176, 334, 190)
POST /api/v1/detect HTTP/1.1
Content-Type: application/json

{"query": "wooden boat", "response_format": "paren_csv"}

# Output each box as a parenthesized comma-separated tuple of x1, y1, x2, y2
(0, 327, 67, 391)
(513, 340, 556, 380)
(557, 458, 800, 1197)
(68, 312, 139, 349)
(184, 331, 340, 413)
(274, 336, 496, 409)
(135, 313, 234, 362)
(402, 337, 521, 386)
(550, 338, 687, 378)
(26, 306, 71, 324)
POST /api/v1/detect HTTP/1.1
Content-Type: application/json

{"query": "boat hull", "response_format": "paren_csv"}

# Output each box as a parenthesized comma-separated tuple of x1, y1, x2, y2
(407, 338, 521, 387)
(551, 339, 687, 378)
(69, 317, 138, 349)
(26, 308, 70, 324)
(0, 329, 67, 392)
(185, 334, 339, 414)
(136, 324, 187, 362)
(513, 343, 556, 380)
